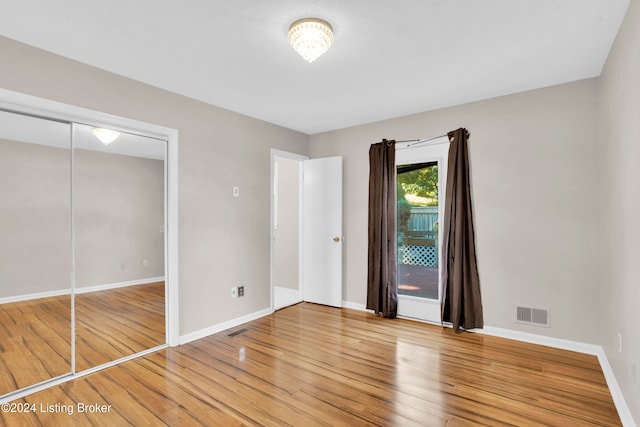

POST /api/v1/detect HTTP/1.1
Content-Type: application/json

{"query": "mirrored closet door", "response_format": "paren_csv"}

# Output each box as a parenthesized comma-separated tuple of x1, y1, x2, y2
(73, 123, 166, 371)
(1, 108, 167, 399)
(0, 110, 73, 395)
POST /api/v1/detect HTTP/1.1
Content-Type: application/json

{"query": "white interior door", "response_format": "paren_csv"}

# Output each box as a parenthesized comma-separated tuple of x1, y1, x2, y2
(302, 156, 343, 307)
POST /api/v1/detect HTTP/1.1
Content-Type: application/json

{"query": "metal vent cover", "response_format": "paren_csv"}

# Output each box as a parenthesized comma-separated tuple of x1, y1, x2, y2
(227, 328, 249, 337)
(516, 306, 550, 327)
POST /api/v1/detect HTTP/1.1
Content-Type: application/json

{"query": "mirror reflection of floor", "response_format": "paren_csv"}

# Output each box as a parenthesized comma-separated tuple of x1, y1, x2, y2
(0, 296, 72, 396)
(0, 281, 165, 397)
(75, 281, 166, 372)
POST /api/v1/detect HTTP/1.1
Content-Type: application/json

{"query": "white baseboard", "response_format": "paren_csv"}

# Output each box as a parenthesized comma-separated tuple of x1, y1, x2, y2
(0, 288, 71, 304)
(75, 277, 165, 294)
(478, 326, 601, 354)
(478, 327, 635, 427)
(341, 302, 634, 426)
(342, 300, 368, 311)
(0, 277, 166, 304)
(595, 348, 637, 427)
(179, 307, 272, 346)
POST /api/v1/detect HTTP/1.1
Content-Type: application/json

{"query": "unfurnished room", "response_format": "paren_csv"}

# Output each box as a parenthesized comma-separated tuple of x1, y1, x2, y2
(0, 1, 639, 425)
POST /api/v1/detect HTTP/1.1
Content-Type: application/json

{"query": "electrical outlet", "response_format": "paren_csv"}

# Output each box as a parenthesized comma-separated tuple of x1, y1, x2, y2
(142, 259, 149, 268)
(233, 186, 240, 197)
(617, 332, 622, 353)
(238, 286, 244, 297)
(231, 287, 238, 298)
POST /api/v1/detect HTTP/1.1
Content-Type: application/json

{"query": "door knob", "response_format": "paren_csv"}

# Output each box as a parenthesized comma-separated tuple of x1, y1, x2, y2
(333, 236, 341, 242)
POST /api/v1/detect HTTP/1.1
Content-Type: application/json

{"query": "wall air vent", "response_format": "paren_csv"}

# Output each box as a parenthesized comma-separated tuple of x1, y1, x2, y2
(227, 328, 249, 337)
(516, 306, 550, 327)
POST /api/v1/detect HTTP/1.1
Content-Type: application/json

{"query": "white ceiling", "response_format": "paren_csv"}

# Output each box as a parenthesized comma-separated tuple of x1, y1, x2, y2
(0, 0, 630, 135)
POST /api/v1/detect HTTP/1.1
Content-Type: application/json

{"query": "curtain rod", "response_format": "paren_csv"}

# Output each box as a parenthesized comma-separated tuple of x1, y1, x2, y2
(395, 134, 449, 149)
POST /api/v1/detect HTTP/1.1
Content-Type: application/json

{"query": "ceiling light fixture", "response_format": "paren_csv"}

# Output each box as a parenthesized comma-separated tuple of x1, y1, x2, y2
(288, 18, 334, 63)
(92, 127, 120, 145)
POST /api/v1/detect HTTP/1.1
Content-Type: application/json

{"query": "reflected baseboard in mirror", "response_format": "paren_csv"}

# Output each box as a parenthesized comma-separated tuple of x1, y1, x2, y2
(0, 281, 165, 395)
(2, 105, 170, 399)
(75, 281, 165, 372)
(1, 110, 73, 397)
(73, 122, 167, 373)
(0, 296, 72, 396)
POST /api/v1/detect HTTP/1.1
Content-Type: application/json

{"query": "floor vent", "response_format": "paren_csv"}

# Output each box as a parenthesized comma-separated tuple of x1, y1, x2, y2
(227, 328, 249, 337)
(516, 306, 550, 327)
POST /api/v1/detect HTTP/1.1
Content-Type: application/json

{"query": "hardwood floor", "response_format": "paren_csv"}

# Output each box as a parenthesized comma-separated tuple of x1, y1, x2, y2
(0, 282, 165, 397)
(0, 295, 72, 395)
(76, 281, 166, 371)
(0, 302, 621, 426)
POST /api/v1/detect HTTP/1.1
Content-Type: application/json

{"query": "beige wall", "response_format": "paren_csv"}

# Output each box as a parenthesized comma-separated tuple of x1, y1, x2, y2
(273, 157, 300, 290)
(74, 149, 165, 287)
(310, 79, 601, 344)
(0, 139, 71, 297)
(598, 0, 640, 421)
(0, 141, 164, 298)
(0, 36, 309, 335)
(3, 15, 638, 418)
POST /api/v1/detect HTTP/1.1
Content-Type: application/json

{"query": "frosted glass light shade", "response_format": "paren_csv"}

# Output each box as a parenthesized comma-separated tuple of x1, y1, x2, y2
(92, 127, 120, 145)
(288, 18, 334, 63)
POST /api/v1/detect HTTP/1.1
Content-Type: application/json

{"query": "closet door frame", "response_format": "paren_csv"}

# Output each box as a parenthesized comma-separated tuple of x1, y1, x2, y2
(0, 88, 179, 402)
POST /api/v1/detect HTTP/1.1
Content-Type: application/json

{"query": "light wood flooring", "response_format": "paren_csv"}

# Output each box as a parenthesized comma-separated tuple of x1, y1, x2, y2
(0, 302, 621, 426)
(0, 282, 165, 396)
(76, 281, 165, 371)
(0, 295, 72, 395)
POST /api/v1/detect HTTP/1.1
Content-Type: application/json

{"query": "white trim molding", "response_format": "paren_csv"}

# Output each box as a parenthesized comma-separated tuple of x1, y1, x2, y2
(179, 308, 272, 346)
(0, 277, 166, 304)
(75, 277, 166, 294)
(269, 148, 308, 313)
(478, 326, 599, 354)
(342, 302, 634, 426)
(0, 88, 179, 349)
(342, 300, 368, 312)
(0, 289, 71, 304)
(478, 327, 635, 427)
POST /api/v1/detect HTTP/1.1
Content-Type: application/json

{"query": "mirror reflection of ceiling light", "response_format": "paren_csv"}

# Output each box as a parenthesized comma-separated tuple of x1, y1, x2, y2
(92, 127, 120, 145)
(288, 18, 334, 63)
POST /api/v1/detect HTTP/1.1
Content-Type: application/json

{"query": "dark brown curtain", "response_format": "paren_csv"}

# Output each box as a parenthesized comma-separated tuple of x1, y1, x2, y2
(366, 139, 397, 318)
(441, 128, 484, 330)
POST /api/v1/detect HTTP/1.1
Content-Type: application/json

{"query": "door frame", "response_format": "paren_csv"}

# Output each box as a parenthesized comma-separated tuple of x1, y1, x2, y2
(395, 137, 449, 324)
(0, 88, 179, 347)
(270, 149, 307, 312)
